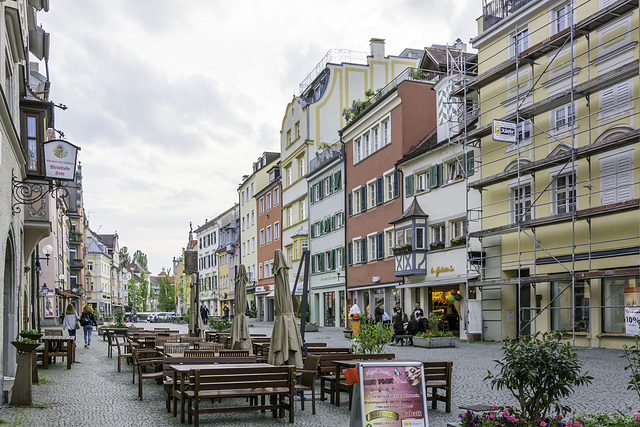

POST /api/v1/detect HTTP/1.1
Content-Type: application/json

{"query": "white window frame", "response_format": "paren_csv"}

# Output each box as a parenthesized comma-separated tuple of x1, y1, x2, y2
(354, 137, 362, 163)
(512, 28, 529, 57)
(259, 229, 265, 246)
(300, 200, 306, 221)
(555, 4, 573, 33)
(353, 188, 362, 214)
(299, 155, 305, 178)
(274, 221, 280, 240)
(384, 170, 394, 202)
(510, 182, 533, 222)
(450, 219, 467, 239)
(363, 132, 370, 158)
(266, 193, 271, 211)
(335, 211, 343, 228)
(353, 238, 362, 264)
(368, 180, 376, 209)
(368, 234, 377, 262)
(551, 171, 577, 214)
(385, 227, 394, 258)
(416, 171, 428, 192)
(273, 188, 279, 206)
(372, 126, 379, 151)
(382, 119, 390, 146)
(266, 225, 272, 244)
(259, 197, 264, 214)
(431, 224, 445, 245)
(552, 103, 575, 132)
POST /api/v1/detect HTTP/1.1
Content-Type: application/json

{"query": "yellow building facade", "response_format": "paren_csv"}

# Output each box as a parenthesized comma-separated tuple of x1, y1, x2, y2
(467, 0, 639, 347)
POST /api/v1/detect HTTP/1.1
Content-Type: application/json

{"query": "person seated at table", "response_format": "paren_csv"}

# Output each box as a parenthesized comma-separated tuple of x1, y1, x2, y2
(417, 313, 429, 333)
(407, 314, 420, 342)
(391, 312, 406, 345)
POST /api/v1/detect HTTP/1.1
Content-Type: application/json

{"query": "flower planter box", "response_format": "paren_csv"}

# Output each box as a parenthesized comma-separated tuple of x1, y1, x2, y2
(392, 246, 412, 255)
(429, 243, 445, 251)
(304, 324, 318, 332)
(413, 336, 455, 348)
(343, 329, 353, 339)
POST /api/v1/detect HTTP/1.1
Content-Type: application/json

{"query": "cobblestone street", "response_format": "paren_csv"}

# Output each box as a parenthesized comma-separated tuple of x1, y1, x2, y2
(0, 323, 636, 426)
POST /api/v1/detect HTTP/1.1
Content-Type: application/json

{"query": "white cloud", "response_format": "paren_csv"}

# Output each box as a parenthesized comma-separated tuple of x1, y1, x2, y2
(39, 0, 479, 273)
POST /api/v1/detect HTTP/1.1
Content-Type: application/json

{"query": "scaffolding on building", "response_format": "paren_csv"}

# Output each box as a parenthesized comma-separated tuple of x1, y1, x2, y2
(445, 0, 640, 345)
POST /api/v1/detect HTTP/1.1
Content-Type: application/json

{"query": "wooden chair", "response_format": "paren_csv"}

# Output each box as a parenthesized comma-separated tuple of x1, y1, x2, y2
(179, 336, 203, 345)
(295, 354, 320, 414)
(44, 329, 62, 336)
(115, 334, 134, 372)
(133, 348, 163, 400)
(164, 343, 190, 354)
(43, 329, 64, 364)
(184, 350, 217, 357)
(219, 350, 249, 357)
(192, 342, 222, 352)
(423, 361, 453, 413)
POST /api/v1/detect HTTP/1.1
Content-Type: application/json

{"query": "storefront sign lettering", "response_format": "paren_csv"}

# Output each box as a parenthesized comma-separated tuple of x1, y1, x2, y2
(430, 266, 454, 277)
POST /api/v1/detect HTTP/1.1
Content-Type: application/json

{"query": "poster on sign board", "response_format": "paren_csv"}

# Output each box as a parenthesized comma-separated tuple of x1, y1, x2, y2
(43, 140, 79, 181)
(625, 307, 640, 335)
(354, 361, 428, 427)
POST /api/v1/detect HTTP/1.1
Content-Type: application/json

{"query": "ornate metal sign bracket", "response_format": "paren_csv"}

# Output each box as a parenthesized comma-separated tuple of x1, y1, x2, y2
(11, 171, 69, 215)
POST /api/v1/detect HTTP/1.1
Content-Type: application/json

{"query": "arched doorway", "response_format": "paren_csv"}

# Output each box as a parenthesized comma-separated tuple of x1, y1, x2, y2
(3, 235, 17, 377)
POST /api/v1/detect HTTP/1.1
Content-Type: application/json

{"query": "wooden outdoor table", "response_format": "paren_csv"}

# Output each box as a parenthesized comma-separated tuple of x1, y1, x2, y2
(171, 362, 272, 423)
(41, 336, 75, 369)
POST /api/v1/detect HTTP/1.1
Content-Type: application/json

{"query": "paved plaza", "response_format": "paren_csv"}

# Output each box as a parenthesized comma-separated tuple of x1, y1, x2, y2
(0, 323, 636, 426)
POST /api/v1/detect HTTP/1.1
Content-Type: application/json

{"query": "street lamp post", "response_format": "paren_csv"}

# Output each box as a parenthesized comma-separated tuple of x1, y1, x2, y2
(37, 283, 49, 331)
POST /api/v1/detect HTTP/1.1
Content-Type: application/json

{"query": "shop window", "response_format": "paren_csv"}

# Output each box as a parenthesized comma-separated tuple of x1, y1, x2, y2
(551, 281, 590, 333)
(603, 277, 639, 333)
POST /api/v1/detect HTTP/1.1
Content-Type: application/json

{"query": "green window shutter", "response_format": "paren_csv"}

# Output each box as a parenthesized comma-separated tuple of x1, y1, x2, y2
(336, 170, 342, 190)
(332, 215, 336, 230)
(329, 175, 333, 194)
(319, 182, 324, 199)
(311, 255, 315, 273)
(331, 249, 336, 270)
(311, 224, 315, 238)
(341, 246, 346, 267)
(429, 165, 439, 188)
(437, 163, 444, 186)
(319, 254, 325, 272)
(464, 150, 475, 177)
(405, 174, 414, 196)
(310, 185, 315, 204)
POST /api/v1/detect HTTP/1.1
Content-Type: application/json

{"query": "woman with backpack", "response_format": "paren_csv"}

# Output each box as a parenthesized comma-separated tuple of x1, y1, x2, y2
(80, 305, 98, 348)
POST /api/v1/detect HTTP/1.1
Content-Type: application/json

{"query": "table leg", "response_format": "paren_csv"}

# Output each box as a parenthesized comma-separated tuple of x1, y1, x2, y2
(180, 372, 186, 423)
(335, 368, 340, 406)
(67, 340, 73, 369)
(43, 341, 49, 369)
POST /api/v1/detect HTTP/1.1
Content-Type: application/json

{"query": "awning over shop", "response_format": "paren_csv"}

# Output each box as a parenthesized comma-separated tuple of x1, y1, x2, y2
(55, 289, 80, 299)
(398, 273, 479, 289)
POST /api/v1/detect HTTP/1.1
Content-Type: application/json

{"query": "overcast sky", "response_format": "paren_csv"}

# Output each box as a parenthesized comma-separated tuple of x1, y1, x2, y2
(39, 0, 481, 275)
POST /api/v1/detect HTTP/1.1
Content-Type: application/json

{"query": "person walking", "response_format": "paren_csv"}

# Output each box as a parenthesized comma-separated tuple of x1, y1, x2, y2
(374, 299, 384, 323)
(62, 304, 80, 339)
(80, 305, 98, 348)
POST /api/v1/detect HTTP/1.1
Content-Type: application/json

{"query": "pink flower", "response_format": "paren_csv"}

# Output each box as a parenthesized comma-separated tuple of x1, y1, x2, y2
(635, 413, 640, 422)
(540, 422, 547, 426)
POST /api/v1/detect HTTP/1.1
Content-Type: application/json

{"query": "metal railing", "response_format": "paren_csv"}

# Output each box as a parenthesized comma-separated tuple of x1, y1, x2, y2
(309, 141, 342, 175)
(483, 0, 535, 31)
(299, 49, 369, 95)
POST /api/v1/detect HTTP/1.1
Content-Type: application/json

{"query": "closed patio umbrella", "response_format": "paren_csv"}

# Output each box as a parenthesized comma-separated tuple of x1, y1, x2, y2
(268, 250, 303, 370)
(230, 265, 252, 352)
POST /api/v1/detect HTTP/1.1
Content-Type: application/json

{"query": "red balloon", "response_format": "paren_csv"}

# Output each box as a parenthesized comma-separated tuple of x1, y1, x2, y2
(450, 289, 457, 295)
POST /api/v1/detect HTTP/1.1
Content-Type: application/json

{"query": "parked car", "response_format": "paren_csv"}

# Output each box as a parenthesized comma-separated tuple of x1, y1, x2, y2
(154, 312, 172, 323)
(146, 312, 160, 323)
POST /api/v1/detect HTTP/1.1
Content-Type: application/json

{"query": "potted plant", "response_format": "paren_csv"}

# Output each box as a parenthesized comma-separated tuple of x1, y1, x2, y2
(298, 322, 318, 332)
(429, 241, 445, 250)
(351, 323, 394, 354)
(19, 329, 42, 341)
(413, 329, 455, 348)
(11, 338, 40, 353)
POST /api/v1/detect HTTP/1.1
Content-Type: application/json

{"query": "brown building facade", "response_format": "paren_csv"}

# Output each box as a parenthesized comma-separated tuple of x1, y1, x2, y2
(344, 78, 437, 320)
(254, 164, 281, 321)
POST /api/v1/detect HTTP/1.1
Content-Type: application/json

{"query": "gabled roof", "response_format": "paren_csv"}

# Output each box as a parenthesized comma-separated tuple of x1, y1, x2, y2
(390, 198, 428, 224)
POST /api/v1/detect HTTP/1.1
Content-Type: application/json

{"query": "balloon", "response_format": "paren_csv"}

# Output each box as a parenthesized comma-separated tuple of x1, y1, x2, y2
(455, 294, 462, 301)
(450, 289, 457, 295)
(448, 295, 455, 302)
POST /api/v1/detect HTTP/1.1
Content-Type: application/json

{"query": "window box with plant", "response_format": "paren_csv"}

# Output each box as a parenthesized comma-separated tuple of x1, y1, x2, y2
(429, 241, 445, 250)
(450, 235, 467, 246)
(392, 243, 412, 255)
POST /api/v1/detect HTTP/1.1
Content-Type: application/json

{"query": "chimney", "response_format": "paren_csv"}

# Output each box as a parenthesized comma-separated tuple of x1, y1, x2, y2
(454, 38, 466, 53)
(370, 38, 386, 59)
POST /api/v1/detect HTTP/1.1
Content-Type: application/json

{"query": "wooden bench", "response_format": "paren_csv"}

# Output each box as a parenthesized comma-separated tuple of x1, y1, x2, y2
(163, 355, 256, 418)
(316, 353, 395, 404)
(423, 361, 453, 413)
(185, 364, 295, 426)
(393, 334, 414, 346)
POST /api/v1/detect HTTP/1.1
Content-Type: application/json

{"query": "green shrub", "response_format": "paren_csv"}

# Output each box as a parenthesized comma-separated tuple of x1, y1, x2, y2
(350, 323, 393, 354)
(209, 317, 231, 331)
(621, 335, 640, 401)
(485, 332, 593, 421)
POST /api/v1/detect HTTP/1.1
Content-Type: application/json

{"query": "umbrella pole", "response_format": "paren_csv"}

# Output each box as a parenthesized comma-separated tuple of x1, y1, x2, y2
(292, 250, 311, 356)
